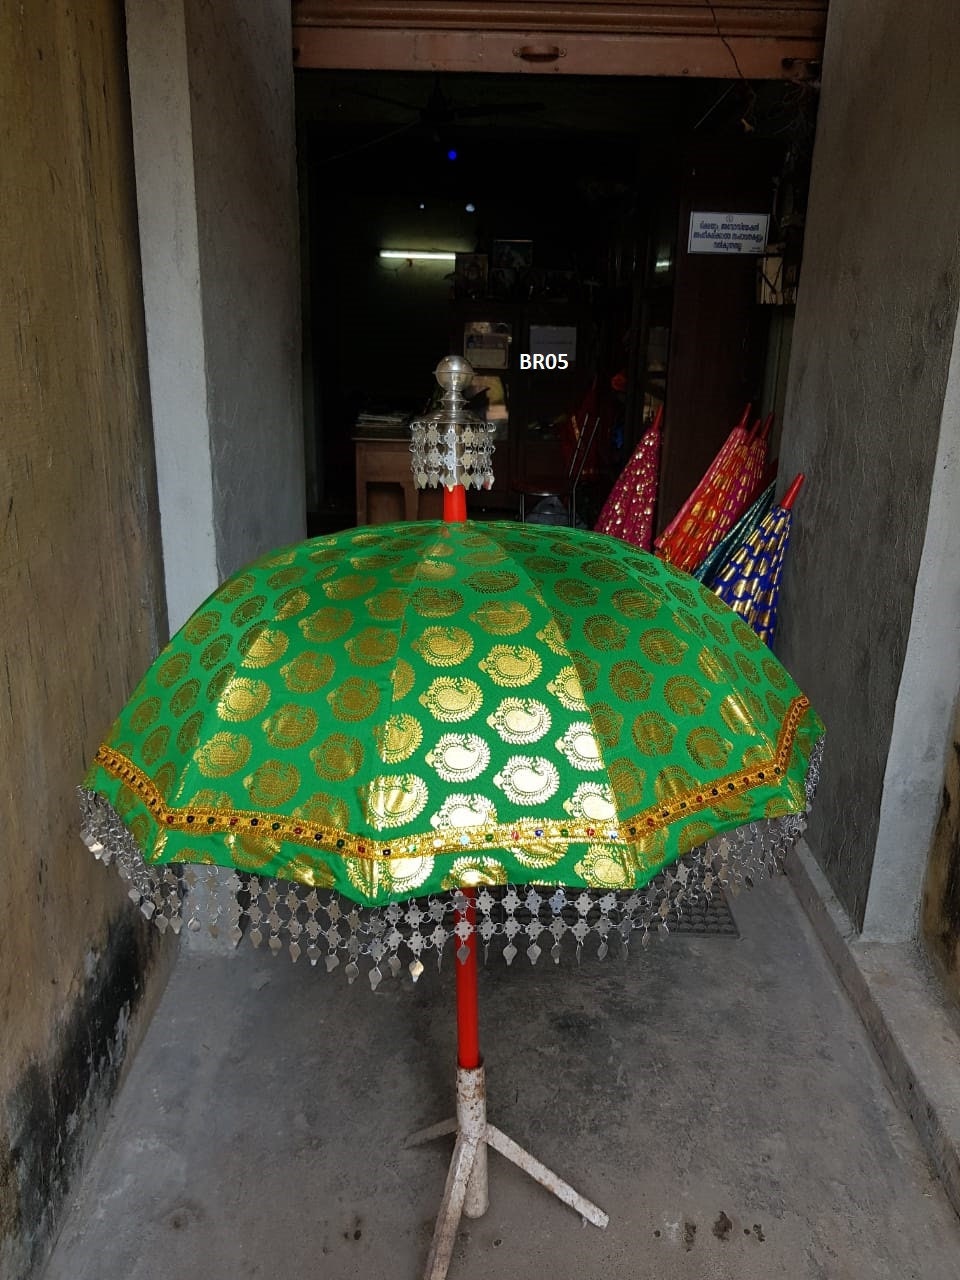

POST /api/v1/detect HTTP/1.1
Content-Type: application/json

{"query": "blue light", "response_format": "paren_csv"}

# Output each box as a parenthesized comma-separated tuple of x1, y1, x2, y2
(447, 149, 458, 161)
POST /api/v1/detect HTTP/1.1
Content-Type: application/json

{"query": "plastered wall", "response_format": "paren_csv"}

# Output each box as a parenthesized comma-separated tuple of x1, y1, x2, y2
(1, 4, 172, 1274)
(776, 0, 960, 927)
(923, 696, 960, 1000)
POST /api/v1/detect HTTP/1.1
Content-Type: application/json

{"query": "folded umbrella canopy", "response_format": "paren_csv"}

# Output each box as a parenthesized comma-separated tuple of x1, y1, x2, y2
(79, 359, 822, 1280)
(655, 405, 770, 572)
(593, 406, 662, 550)
(693, 481, 776, 585)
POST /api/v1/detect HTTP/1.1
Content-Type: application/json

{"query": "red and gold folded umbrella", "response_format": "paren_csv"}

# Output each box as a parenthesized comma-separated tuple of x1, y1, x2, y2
(593, 406, 662, 550)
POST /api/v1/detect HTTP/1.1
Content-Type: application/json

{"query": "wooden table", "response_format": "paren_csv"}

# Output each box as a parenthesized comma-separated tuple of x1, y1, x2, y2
(353, 434, 442, 524)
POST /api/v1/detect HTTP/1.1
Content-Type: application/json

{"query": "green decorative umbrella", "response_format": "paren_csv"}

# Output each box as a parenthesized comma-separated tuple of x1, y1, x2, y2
(81, 515, 821, 939)
(79, 357, 822, 1280)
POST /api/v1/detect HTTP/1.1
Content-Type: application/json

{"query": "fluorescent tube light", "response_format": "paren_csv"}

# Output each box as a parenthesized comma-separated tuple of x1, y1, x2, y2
(379, 250, 457, 262)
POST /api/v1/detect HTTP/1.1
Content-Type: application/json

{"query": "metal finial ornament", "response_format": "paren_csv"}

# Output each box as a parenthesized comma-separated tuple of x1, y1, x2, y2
(410, 356, 496, 491)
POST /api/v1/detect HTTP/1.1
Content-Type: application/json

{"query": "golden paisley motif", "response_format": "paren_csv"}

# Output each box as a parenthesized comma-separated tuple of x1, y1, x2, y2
(390, 658, 416, 701)
(374, 713, 423, 763)
(410, 587, 464, 617)
(678, 819, 719, 854)
(735, 652, 761, 684)
(419, 677, 483, 722)
(130, 697, 161, 733)
(327, 675, 378, 727)
(564, 781, 618, 823)
(631, 712, 676, 756)
(567, 650, 601, 692)
(574, 845, 633, 889)
(487, 697, 552, 744)
(553, 579, 599, 608)
(638, 628, 688, 666)
(274, 587, 310, 620)
(493, 755, 560, 805)
(582, 556, 629, 583)
(366, 588, 407, 621)
(256, 548, 297, 569)
(766, 690, 787, 720)
(611, 586, 662, 619)
(653, 765, 698, 802)
(345, 627, 399, 667)
(182, 611, 221, 645)
(310, 733, 364, 781)
(702, 614, 730, 644)
(228, 832, 280, 871)
(263, 703, 318, 749)
(195, 732, 252, 777)
(590, 702, 624, 749)
(426, 733, 491, 782)
(464, 570, 520, 594)
(413, 557, 457, 580)
(153, 761, 177, 799)
(762, 656, 790, 690)
(535, 618, 568, 654)
(141, 727, 170, 765)
(381, 855, 435, 895)
(155, 652, 191, 688)
(186, 787, 232, 809)
(200, 634, 232, 670)
(608, 660, 652, 703)
(547, 666, 587, 711)
(431, 794, 498, 829)
(299, 606, 353, 643)
(170, 679, 200, 718)
(206, 664, 236, 703)
(215, 571, 255, 603)
(512, 840, 568, 870)
(266, 565, 306, 589)
(244, 759, 302, 807)
(671, 609, 705, 638)
(412, 626, 474, 666)
(442, 857, 508, 890)
(295, 792, 350, 829)
(286, 854, 337, 888)
(663, 674, 710, 717)
(129, 813, 152, 850)
(280, 651, 334, 694)
(231, 595, 267, 628)
(240, 628, 288, 669)
(478, 645, 543, 688)
(323, 574, 377, 600)
(365, 774, 429, 829)
(583, 615, 630, 651)
(665, 580, 697, 607)
(470, 600, 531, 636)
(764, 795, 794, 819)
(218, 676, 271, 722)
(731, 618, 763, 650)
(555, 722, 604, 771)
(177, 712, 204, 754)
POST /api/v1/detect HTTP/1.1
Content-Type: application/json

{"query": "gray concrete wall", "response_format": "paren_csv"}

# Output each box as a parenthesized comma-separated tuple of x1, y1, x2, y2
(185, 0, 305, 577)
(127, 0, 305, 632)
(776, 0, 960, 929)
(0, 4, 174, 1275)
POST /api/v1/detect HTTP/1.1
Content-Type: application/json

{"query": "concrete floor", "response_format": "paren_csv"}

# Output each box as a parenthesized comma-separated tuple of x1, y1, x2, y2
(44, 877, 960, 1280)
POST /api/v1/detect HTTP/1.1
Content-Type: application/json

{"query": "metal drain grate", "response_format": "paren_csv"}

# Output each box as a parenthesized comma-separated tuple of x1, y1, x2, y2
(664, 890, 739, 936)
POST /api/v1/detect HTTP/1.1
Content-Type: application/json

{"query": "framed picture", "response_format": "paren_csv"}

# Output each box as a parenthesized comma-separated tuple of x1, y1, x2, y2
(463, 320, 513, 370)
(455, 253, 488, 299)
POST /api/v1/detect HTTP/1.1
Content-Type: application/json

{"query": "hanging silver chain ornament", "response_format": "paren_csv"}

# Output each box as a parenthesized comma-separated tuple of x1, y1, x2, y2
(79, 738, 819, 990)
(409, 355, 496, 491)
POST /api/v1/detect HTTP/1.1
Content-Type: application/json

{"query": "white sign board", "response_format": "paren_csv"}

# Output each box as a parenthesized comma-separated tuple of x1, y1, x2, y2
(688, 211, 769, 255)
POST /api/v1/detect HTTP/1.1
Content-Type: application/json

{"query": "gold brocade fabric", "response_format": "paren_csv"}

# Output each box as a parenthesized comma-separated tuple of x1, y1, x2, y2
(84, 521, 823, 906)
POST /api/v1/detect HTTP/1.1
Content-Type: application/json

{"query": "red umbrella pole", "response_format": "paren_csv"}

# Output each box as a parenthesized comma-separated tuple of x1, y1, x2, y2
(455, 888, 481, 1069)
(780, 473, 805, 511)
(444, 485, 468, 523)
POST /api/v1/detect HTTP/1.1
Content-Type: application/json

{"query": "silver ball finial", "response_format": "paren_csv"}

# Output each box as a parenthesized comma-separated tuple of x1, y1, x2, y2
(435, 355, 474, 395)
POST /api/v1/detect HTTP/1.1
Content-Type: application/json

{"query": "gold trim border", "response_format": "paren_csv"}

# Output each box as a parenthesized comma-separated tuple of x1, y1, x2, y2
(95, 695, 811, 862)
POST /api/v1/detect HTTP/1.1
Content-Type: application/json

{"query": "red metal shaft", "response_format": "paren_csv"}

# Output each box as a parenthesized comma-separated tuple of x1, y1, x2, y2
(455, 887, 481, 1069)
(443, 484, 468, 523)
(780, 472, 805, 511)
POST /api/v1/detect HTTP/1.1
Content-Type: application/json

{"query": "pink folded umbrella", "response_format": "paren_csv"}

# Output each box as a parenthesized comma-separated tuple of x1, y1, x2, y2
(593, 406, 662, 550)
